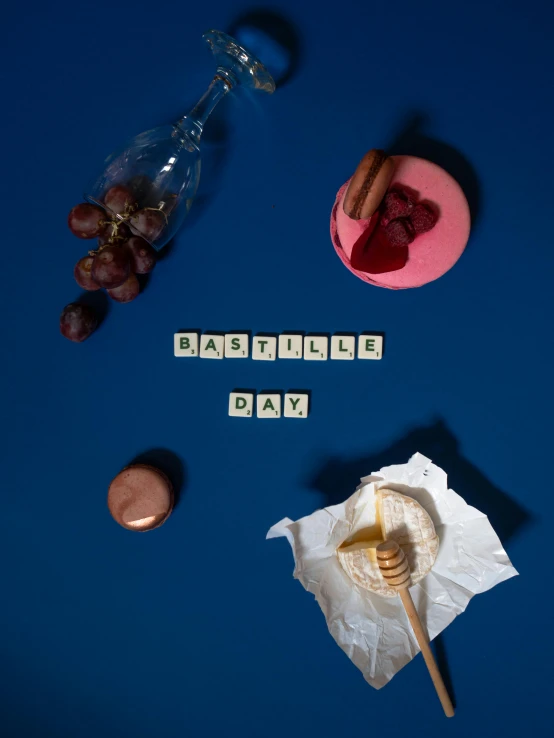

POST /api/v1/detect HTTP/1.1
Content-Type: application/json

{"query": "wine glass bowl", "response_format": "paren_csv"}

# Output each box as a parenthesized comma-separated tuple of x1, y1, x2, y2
(85, 125, 200, 248)
(84, 30, 275, 250)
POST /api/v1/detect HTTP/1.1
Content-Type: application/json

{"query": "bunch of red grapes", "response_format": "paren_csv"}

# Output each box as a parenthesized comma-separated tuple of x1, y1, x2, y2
(60, 182, 167, 342)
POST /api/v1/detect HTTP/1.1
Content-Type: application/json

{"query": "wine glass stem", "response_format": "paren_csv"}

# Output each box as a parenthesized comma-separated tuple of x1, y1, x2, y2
(178, 74, 233, 145)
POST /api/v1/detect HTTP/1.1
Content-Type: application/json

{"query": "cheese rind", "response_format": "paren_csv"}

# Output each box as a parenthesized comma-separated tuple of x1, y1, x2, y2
(336, 489, 438, 597)
(336, 540, 384, 594)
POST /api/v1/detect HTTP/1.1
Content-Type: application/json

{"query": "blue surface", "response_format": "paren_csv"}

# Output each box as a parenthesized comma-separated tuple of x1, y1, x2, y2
(3, 1, 553, 736)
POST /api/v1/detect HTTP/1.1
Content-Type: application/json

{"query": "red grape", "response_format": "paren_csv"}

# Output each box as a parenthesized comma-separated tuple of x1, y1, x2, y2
(158, 193, 178, 216)
(124, 237, 157, 274)
(98, 220, 131, 246)
(68, 203, 106, 239)
(60, 303, 98, 342)
(129, 209, 165, 242)
(127, 174, 152, 203)
(107, 273, 140, 303)
(91, 245, 130, 289)
(74, 256, 100, 291)
(104, 185, 136, 216)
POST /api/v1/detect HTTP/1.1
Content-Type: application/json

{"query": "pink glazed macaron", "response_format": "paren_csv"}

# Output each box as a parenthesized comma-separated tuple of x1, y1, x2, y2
(330, 155, 470, 289)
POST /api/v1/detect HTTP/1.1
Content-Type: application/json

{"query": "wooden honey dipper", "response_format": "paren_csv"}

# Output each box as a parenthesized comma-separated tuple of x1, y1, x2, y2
(376, 541, 455, 718)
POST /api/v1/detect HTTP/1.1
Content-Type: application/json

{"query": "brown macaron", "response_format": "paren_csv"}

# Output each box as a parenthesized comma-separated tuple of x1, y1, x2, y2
(107, 464, 174, 532)
(343, 149, 395, 220)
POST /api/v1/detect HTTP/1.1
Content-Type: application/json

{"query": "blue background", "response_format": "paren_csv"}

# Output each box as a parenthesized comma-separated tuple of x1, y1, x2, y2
(3, 0, 553, 735)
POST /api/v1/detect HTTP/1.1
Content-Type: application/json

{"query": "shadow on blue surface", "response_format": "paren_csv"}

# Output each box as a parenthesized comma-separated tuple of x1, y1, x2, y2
(73, 288, 111, 328)
(153, 237, 174, 262)
(68, 270, 151, 336)
(308, 418, 531, 544)
(388, 113, 482, 227)
(130, 448, 187, 509)
(229, 9, 303, 88)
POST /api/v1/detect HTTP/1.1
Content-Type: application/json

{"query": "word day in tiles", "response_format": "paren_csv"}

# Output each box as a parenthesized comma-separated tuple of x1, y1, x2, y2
(174, 332, 383, 360)
(228, 392, 309, 419)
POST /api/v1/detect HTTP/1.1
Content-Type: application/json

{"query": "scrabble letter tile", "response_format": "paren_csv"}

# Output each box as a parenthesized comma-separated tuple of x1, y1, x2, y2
(331, 335, 355, 360)
(303, 336, 328, 360)
(200, 334, 224, 359)
(252, 335, 277, 361)
(174, 332, 199, 357)
(225, 333, 249, 358)
(284, 393, 309, 418)
(228, 392, 254, 417)
(257, 393, 281, 418)
(278, 334, 303, 359)
(358, 334, 383, 360)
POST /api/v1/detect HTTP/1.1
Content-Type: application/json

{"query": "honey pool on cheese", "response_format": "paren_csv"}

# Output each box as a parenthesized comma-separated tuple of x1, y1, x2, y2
(337, 489, 439, 597)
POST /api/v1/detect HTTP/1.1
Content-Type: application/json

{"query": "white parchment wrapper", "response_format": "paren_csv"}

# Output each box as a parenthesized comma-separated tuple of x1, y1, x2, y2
(267, 453, 518, 688)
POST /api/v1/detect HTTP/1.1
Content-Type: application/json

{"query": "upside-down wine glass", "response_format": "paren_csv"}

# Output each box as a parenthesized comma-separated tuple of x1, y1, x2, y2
(85, 30, 275, 250)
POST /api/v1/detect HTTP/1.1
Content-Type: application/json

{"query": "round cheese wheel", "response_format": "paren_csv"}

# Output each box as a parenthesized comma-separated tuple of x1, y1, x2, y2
(337, 489, 439, 597)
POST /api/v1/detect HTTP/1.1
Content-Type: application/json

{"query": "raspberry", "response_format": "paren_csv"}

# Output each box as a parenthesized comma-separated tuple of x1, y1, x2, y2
(410, 203, 438, 234)
(381, 188, 415, 225)
(384, 218, 415, 247)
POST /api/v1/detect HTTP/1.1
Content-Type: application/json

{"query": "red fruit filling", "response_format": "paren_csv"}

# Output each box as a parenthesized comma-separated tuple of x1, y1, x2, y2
(410, 203, 438, 234)
(384, 218, 415, 247)
(351, 225, 409, 274)
(381, 188, 415, 225)
(345, 183, 440, 275)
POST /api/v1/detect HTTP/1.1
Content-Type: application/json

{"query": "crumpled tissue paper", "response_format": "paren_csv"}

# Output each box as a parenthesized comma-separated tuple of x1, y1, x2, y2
(267, 453, 517, 688)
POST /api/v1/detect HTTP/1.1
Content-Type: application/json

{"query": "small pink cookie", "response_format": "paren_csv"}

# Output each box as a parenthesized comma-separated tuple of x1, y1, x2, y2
(330, 156, 470, 289)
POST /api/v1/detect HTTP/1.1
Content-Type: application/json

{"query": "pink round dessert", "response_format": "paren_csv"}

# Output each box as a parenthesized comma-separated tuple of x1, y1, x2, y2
(330, 156, 470, 289)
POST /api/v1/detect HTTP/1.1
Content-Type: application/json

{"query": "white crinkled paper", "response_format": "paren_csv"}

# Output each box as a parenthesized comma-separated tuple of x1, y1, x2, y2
(267, 453, 517, 688)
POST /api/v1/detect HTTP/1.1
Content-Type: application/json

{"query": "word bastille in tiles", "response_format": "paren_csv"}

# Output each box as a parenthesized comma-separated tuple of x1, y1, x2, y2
(174, 332, 384, 360)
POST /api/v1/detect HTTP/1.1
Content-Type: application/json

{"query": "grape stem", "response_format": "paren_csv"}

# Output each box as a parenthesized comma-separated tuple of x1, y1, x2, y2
(144, 206, 169, 225)
(89, 202, 168, 256)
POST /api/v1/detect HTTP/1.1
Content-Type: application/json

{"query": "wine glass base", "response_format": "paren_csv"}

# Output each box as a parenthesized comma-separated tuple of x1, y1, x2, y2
(203, 30, 276, 94)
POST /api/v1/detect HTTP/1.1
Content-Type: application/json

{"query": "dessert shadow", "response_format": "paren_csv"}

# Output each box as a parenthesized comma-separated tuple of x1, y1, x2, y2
(387, 112, 481, 227)
(129, 448, 187, 510)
